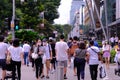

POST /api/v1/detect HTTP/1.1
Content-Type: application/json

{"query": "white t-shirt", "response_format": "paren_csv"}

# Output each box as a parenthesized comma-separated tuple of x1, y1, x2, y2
(87, 46, 100, 65)
(8, 46, 24, 61)
(0, 42, 8, 59)
(55, 41, 69, 61)
(23, 43, 31, 52)
(102, 45, 110, 51)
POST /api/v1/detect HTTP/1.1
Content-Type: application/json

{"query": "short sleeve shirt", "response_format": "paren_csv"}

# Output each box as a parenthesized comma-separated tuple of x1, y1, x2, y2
(87, 46, 100, 65)
(0, 42, 8, 59)
(8, 46, 24, 61)
(55, 41, 69, 61)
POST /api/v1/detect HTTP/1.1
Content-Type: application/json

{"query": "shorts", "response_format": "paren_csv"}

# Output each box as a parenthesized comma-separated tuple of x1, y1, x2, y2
(0, 59, 6, 70)
(56, 60, 67, 68)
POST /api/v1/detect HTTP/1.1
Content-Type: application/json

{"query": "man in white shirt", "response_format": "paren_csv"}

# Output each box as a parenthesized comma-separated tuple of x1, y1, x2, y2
(87, 40, 102, 80)
(0, 35, 8, 80)
(55, 35, 69, 79)
(23, 41, 31, 66)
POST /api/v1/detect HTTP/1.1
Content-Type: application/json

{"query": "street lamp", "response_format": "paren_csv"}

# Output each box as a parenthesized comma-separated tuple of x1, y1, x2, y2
(11, 0, 15, 40)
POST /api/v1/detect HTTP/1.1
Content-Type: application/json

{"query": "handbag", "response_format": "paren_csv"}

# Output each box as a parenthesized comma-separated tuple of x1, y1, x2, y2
(99, 64, 106, 78)
(6, 55, 11, 64)
(31, 53, 38, 59)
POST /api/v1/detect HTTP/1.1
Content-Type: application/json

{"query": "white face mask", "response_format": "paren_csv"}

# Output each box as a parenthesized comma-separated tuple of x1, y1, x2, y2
(43, 42, 47, 46)
(37, 42, 41, 46)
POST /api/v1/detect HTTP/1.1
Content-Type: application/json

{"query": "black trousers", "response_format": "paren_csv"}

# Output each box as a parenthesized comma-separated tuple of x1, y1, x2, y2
(89, 65, 98, 80)
(35, 57, 43, 79)
(11, 60, 21, 80)
(75, 58, 86, 80)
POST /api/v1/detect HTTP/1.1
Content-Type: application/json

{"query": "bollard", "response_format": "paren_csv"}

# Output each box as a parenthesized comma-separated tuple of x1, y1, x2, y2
(56, 62, 64, 80)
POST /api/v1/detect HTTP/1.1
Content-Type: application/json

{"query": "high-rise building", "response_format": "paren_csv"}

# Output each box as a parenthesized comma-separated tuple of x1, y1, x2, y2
(69, 0, 85, 38)
(116, 0, 120, 19)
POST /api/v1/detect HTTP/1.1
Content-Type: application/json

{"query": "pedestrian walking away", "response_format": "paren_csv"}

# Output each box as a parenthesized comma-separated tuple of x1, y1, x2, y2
(0, 35, 8, 80)
(55, 35, 69, 79)
(74, 42, 87, 80)
(86, 40, 102, 80)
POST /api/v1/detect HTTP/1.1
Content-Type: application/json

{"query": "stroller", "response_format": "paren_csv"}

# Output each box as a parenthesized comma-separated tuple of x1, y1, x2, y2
(5, 62, 18, 80)
(114, 52, 120, 76)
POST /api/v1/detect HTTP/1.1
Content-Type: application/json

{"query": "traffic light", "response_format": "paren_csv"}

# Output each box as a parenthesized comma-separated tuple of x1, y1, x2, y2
(4, 18, 11, 30)
(14, 19, 19, 30)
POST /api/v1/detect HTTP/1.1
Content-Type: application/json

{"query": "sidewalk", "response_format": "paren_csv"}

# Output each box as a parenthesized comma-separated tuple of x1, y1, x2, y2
(0, 63, 120, 80)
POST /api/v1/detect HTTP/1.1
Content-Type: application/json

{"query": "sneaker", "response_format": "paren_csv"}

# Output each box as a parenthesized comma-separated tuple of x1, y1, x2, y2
(41, 75, 45, 78)
(50, 70, 55, 74)
(64, 75, 67, 79)
(46, 76, 49, 79)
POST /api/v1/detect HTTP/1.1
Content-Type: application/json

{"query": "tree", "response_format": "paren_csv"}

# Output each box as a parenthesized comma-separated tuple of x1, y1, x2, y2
(0, 0, 12, 34)
(18, 0, 60, 28)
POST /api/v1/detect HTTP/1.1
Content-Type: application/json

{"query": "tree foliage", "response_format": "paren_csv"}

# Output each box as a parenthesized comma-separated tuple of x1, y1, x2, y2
(15, 29, 39, 42)
(0, 0, 61, 38)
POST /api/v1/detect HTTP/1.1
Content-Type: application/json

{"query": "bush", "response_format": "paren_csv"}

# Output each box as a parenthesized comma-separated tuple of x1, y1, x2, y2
(110, 49, 116, 63)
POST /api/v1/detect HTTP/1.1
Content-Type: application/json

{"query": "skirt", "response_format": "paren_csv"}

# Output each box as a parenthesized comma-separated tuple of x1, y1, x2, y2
(103, 51, 110, 58)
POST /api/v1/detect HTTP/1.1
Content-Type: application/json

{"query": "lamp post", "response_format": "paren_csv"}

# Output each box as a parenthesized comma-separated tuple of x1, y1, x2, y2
(11, 0, 15, 40)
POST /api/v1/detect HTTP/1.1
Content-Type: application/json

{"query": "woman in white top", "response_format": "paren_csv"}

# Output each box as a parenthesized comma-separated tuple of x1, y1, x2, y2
(102, 41, 111, 69)
(8, 38, 24, 80)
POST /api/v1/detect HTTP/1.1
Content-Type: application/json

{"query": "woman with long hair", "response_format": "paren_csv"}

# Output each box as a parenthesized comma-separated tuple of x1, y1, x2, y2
(74, 42, 87, 80)
(34, 39, 45, 80)
(102, 41, 111, 69)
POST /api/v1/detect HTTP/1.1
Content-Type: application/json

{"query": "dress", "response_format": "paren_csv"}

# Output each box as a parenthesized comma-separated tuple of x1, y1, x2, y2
(102, 45, 111, 58)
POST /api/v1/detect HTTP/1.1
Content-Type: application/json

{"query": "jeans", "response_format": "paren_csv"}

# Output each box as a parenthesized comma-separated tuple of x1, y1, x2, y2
(75, 58, 86, 80)
(89, 65, 98, 80)
(24, 52, 29, 65)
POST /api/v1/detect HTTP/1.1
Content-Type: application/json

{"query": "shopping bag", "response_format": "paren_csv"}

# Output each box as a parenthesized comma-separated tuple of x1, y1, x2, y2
(99, 64, 106, 78)
(42, 54, 46, 64)
(31, 53, 38, 59)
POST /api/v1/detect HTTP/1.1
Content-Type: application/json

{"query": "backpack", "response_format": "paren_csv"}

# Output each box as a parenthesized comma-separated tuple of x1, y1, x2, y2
(69, 43, 79, 56)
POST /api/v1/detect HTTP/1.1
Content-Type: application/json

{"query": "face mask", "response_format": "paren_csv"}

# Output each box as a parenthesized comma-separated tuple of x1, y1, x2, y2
(43, 42, 47, 45)
(37, 42, 41, 46)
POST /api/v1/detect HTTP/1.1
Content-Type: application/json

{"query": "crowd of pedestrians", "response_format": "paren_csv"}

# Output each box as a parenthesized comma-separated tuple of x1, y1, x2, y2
(0, 34, 120, 80)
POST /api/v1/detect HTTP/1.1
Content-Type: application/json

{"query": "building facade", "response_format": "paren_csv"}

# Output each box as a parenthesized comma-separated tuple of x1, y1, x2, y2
(69, 0, 85, 38)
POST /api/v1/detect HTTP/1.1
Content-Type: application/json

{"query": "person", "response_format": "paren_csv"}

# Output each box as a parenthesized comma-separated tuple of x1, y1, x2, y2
(22, 41, 31, 66)
(86, 40, 102, 80)
(67, 37, 73, 68)
(55, 35, 69, 79)
(102, 41, 111, 69)
(49, 39, 56, 74)
(33, 39, 45, 80)
(8, 38, 24, 80)
(0, 35, 8, 80)
(74, 42, 87, 80)
(115, 36, 119, 44)
(30, 41, 36, 70)
(114, 45, 120, 75)
(110, 36, 115, 48)
(42, 39, 52, 79)
(69, 36, 79, 76)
